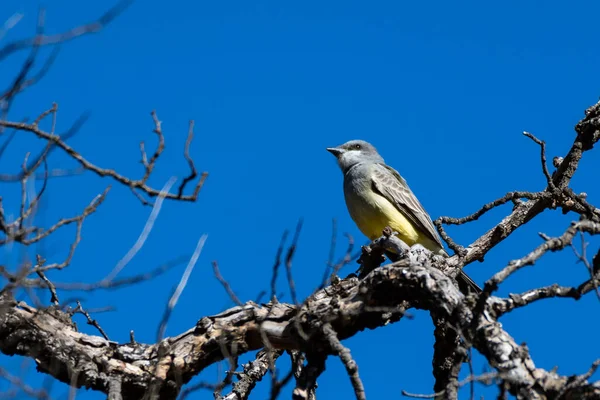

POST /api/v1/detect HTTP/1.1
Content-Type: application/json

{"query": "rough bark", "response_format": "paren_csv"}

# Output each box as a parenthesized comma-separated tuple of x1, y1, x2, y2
(2, 254, 599, 399)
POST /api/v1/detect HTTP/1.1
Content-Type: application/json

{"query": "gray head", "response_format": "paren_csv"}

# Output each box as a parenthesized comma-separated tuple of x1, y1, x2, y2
(327, 140, 384, 173)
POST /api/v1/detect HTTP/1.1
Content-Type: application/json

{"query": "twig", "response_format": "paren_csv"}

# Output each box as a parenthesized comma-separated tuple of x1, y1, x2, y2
(402, 372, 499, 398)
(179, 381, 218, 400)
(177, 120, 205, 198)
(73, 301, 109, 340)
(0, 129, 17, 159)
(270, 230, 288, 303)
(570, 230, 600, 301)
(329, 233, 354, 281)
(523, 132, 556, 191)
(322, 323, 366, 400)
(102, 177, 176, 282)
(255, 290, 266, 303)
(0, 13, 23, 42)
(0, 113, 208, 203)
(490, 273, 600, 317)
(0, 9, 44, 119)
(285, 219, 303, 305)
(31, 187, 110, 272)
(0, 1, 133, 63)
(0, 367, 51, 400)
(556, 359, 600, 399)
(0, 167, 85, 182)
(269, 368, 294, 400)
(156, 234, 207, 341)
(35, 262, 58, 305)
(319, 231, 355, 289)
(435, 191, 545, 256)
(212, 261, 243, 306)
(401, 390, 442, 399)
(436, 191, 545, 228)
(485, 220, 600, 293)
(326, 218, 337, 271)
(5, 184, 106, 246)
(213, 338, 239, 398)
(472, 220, 600, 327)
(33, 103, 57, 126)
(1, 256, 187, 292)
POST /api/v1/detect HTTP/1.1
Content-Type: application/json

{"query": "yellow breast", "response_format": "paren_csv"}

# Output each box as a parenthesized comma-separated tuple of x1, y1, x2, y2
(345, 190, 441, 252)
(346, 189, 417, 240)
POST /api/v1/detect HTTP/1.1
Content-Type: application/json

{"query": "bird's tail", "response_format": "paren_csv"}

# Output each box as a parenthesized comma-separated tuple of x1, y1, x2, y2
(456, 271, 482, 294)
(436, 248, 482, 294)
(384, 247, 482, 294)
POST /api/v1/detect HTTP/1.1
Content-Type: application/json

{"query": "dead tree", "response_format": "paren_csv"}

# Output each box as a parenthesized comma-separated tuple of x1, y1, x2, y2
(1, 3, 599, 400)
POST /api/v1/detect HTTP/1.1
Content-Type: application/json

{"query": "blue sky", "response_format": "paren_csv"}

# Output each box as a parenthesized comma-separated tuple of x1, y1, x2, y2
(1, 1, 600, 398)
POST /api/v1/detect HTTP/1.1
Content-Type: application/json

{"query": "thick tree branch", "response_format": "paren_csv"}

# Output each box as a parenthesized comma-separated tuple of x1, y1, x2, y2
(2, 250, 599, 399)
(431, 315, 465, 400)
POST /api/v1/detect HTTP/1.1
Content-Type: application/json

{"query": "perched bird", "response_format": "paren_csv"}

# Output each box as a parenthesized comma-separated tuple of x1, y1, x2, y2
(327, 139, 481, 294)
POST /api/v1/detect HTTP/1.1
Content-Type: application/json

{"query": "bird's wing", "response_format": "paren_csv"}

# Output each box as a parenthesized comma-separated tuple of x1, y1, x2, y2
(370, 163, 444, 248)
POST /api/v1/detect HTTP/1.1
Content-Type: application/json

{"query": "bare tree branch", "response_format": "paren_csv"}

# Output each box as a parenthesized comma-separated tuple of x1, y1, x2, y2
(1, 6, 600, 398)
(322, 322, 366, 400)
(0, 114, 208, 204)
(0, 1, 133, 63)
(3, 249, 600, 399)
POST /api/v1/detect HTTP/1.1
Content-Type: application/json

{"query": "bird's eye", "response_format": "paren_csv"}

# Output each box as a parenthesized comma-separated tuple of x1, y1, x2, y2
(354, 144, 361, 150)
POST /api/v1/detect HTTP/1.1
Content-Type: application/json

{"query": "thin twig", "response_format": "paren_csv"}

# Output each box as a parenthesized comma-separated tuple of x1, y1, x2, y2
(0, 0, 133, 63)
(285, 219, 303, 305)
(35, 264, 58, 305)
(0, 114, 208, 203)
(570, 230, 600, 301)
(0, 367, 51, 400)
(556, 359, 600, 399)
(270, 230, 289, 302)
(102, 177, 176, 282)
(156, 234, 207, 341)
(212, 261, 243, 306)
(73, 301, 109, 340)
(485, 220, 600, 293)
(322, 323, 366, 400)
(523, 132, 556, 191)
(435, 191, 545, 256)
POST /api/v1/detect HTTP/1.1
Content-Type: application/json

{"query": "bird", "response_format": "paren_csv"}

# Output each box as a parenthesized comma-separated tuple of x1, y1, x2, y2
(327, 139, 481, 294)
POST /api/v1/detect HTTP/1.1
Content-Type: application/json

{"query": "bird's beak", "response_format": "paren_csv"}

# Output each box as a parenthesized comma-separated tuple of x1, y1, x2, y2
(326, 147, 345, 157)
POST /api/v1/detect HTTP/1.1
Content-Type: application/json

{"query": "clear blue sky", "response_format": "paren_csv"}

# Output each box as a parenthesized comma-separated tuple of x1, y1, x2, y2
(1, 1, 600, 398)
